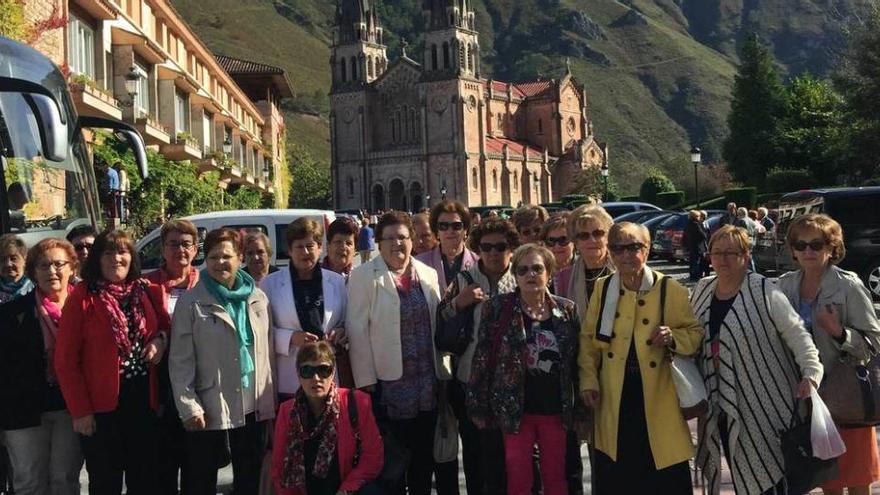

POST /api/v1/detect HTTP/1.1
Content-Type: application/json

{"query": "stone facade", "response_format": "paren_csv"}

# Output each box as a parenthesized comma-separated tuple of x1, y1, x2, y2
(331, 0, 607, 210)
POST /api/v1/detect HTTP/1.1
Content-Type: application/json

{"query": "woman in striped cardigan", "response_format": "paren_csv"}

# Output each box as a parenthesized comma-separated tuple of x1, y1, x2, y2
(690, 225, 823, 495)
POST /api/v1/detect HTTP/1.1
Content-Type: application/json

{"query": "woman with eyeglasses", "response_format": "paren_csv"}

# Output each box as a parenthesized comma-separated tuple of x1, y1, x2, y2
(437, 218, 520, 494)
(512, 205, 550, 244)
(468, 243, 585, 495)
(690, 225, 822, 495)
(0, 238, 83, 494)
(243, 231, 279, 286)
(347, 211, 452, 495)
(579, 222, 703, 494)
(541, 213, 574, 272)
(416, 200, 479, 295)
(169, 228, 276, 494)
(777, 214, 880, 495)
(0, 234, 34, 304)
(55, 230, 170, 494)
(271, 341, 384, 495)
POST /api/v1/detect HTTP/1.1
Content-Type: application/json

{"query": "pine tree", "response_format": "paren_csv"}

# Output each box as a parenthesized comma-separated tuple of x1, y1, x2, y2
(722, 34, 788, 186)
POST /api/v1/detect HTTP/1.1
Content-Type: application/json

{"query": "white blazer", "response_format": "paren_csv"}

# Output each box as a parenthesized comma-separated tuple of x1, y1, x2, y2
(346, 255, 452, 388)
(260, 267, 347, 394)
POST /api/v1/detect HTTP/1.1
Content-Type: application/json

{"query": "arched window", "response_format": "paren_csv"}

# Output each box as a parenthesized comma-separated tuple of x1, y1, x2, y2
(443, 42, 450, 69)
(340, 58, 347, 82)
(351, 58, 358, 82)
(538, 119, 543, 134)
(410, 108, 417, 140)
(472, 167, 478, 190)
(367, 57, 374, 78)
(348, 176, 355, 196)
(497, 113, 503, 132)
(492, 169, 498, 192)
(391, 116, 396, 142)
(513, 171, 518, 191)
(469, 45, 476, 74)
(431, 44, 438, 70)
(396, 110, 402, 143)
(459, 45, 466, 69)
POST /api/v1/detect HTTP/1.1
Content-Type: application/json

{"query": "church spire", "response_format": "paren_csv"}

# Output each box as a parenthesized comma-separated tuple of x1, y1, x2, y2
(331, 0, 388, 90)
(421, 0, 479, 79)
(423, 0, 475, 31)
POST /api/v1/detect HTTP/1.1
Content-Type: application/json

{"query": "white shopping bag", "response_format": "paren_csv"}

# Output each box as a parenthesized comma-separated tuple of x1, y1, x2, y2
(810, 384, 847, 460)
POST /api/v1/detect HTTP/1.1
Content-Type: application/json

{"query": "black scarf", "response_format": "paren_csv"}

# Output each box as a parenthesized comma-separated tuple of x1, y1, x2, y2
(290, 264, 325, 336)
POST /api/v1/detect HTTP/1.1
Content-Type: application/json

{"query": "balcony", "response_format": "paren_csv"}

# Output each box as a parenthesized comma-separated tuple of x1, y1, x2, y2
(134, 113, 171, 146)
(161, 132, 203, 161)
(73, 0, 117, 20)
(68, 78, 122, 120)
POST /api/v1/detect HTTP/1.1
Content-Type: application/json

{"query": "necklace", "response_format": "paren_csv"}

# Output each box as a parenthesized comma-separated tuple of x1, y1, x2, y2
(584, 264, 610, 282)
(522, 294, 548, 320)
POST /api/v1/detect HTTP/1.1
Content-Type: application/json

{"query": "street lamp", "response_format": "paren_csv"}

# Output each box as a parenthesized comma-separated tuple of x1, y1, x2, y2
(691, 147, 702, 208)
(425, 194, 431, 205)
(121, 66, 142, 108)
(223, 137, 233, 156)
(440, 181, 447, 200)
(600, 163, 609, 202)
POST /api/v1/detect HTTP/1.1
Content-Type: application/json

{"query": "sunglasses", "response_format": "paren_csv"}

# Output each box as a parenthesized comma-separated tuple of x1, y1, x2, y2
(298, 364, 334, 379)
(609, 243, 645, 254)
(74, 242, 93, 251)
(791, 240, 827, 252)
(575, 230, 606, 241)
(544, 236, 570, 247)
(437, 221, 464, 232)
(515, 264, 546, 277)
(479, 242, 509, 253)
(519, 228, 541, 237)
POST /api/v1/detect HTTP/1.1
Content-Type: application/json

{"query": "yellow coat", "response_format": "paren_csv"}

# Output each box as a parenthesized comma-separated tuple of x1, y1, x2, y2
(578, 273, 703, 469)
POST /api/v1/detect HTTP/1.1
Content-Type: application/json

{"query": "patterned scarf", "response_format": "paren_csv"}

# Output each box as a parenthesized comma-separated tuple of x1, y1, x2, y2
(94, 280, 148, 358)
(281, 382, 340, 488)
(0, 276, 34, 303)
(35, 286, 72, 380)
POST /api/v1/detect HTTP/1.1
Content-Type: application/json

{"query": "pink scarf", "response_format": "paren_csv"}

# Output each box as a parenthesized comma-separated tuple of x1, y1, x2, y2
(155, 266, 199, 291)
(35, 286, 71, 380)
(94, 280, 148, 357)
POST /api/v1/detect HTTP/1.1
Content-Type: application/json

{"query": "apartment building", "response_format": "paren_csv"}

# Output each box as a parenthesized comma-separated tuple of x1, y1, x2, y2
(25, 0, 292, 203)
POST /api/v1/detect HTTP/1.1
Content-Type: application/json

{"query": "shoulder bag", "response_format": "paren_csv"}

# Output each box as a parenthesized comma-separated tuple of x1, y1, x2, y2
(818, 330, 880, 426)
(348, 389, 411, 487)
(662, 276, 709, 419)
(434, 271, 478, 355)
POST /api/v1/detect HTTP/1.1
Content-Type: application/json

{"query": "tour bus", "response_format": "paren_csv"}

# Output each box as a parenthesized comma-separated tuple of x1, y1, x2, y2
(0, 36, 149, 242)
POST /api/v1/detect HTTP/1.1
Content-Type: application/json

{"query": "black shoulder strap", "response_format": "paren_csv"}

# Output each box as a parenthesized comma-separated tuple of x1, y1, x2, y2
(347, 389, 362, 466)
(594, 278, 612, 342)
(659, 276, 669, 326)
(460, 270, 475, 286)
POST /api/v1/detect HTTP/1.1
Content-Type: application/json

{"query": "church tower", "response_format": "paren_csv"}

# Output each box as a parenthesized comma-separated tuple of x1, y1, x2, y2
(422, 0, 480, 79)
(331, 0, 388, 91)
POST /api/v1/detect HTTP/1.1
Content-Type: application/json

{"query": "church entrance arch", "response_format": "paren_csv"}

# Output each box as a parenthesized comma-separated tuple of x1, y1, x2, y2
(410, 182, 424, 211)
(389, 179, 407, 211)
(372, 184, 385, 211)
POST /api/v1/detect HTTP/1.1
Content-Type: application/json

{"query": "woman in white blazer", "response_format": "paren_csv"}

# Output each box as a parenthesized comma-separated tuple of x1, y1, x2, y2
(347, 211, 452, 495)
(261, 217, 346, 400)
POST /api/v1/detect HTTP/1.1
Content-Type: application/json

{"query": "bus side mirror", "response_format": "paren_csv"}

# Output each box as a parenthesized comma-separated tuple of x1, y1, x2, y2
(25, 93, 68, 162)
(76, 116, 148, 179)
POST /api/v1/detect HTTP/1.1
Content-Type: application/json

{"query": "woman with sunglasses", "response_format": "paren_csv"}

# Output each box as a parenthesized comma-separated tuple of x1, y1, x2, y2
(169, 228, 276, 494)
(347, 211, 452, 495)
(437, 218, 520, 494)
(541, 213, 574, 273)
(468, 243, 585, 495)
(579, 222, 703, 494)
(777, 214, 880, 495)
(512, 205, 550, 244)
(690, 225, 822, 495)
(271, 341, 384, 495)
(416, 200, 479, 295)
(0, 238, 82, 494)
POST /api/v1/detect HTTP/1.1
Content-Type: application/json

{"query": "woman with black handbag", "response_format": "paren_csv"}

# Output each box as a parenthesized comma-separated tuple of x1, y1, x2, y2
(778, 213, 880, 495)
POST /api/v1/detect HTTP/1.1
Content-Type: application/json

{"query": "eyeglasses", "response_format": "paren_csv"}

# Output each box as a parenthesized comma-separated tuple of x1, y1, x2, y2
(515, 264, 546, 277)
(791, 240, 827, 252)
(165, 241, 195, 250)
(298, 364, 334, 379)
(37, 260, 71, 272)
(609, 243, 645, 254)
(437, 221, 464, 232)
(709, 251, 743, 259)
(380, 235, 411, 243)
(575, 230, 607, 241)
(519, 228, 541, 238)
(544, 236, 570, 247)
(479, 242, 509, 253)
(74, 242, 93, 252)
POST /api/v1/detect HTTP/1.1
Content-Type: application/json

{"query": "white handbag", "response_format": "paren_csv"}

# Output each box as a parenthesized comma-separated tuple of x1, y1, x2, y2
(671, 356, 708, 419)
(433, 383, 459, 463)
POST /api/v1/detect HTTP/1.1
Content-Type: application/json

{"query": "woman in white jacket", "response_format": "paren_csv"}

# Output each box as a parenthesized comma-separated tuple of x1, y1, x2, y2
(261, 217, 346, 400)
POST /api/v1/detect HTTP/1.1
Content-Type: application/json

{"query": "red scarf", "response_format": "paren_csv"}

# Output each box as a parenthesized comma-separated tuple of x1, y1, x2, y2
(94, 280, 148, 357)
(282, 382, 340, 488)
(156, 266, 199, 291)
(35, 286, 72, 380)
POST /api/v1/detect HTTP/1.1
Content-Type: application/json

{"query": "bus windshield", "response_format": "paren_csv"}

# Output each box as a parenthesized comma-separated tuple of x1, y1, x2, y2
(0, 36, 99, 245)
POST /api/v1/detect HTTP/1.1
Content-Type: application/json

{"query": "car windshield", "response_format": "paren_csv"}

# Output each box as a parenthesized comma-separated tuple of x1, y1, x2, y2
(0, 38, 97, 244)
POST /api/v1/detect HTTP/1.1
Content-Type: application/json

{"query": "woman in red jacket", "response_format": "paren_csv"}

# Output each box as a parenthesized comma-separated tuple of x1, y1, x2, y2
(55, 230, 170, 495)
(272, 341, 384, 495)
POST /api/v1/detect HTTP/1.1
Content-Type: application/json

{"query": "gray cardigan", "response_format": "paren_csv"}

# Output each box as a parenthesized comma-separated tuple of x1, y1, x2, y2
(777, 265, 880, 365)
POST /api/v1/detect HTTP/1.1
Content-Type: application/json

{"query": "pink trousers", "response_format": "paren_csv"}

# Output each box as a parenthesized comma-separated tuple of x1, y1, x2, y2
(502, 414, 568, 495)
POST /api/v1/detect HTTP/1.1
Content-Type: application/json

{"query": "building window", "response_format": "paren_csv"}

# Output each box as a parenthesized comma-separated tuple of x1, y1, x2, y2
(443, 42, 450, 69)
(348, 177, 355, 197)
(68, 14, 95, 78)
(351, 58, 358, 82)
(459, 45, 466, 69)
(174, 90, 189, 134)
(538, 119, 543, 134)
(391, 116, 396, 143)
(472, 168, 478, 190)
(514, 171, 518, 191)
(492, 169, 498, 192)
(469, 44, 476, 73)
(497, 113, 503, 132)
(133, 62, 149, 118)
(340, 58, 347, 82)
(239, 138, 246, 165)
(202, 110, 213, 150)
(431, 45, 438, 70)
(367, 56, 374, 78)
(410, 108, 417, 140)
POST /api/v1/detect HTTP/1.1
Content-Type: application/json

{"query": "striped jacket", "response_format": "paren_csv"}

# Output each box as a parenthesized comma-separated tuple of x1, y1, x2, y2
(690, 273, 823, 495)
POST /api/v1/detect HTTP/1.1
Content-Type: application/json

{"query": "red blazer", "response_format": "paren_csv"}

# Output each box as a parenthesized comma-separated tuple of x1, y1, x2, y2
(55, 281, 171, 419)
(271, 389, 384, 495)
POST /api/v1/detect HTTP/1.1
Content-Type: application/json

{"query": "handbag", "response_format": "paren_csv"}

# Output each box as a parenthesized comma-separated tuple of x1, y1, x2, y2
(434, 271, 477, 355)
(335, 344, 356, 389)
(348, 389, 411, 486)
(782, 399, 840, 494)
(433, 382, 459, 463)
(818, 333, 880, 427)
(659, 276, 708, 419)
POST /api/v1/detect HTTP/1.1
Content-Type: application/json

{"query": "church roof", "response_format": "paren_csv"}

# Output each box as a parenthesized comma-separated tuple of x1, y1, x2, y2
(482, 79, 555, 99)
(485, 136, 548, 159)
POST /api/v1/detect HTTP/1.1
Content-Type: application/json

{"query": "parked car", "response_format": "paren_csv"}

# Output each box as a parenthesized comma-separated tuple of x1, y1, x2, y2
(613, 209, 673, 224)
(136, 209, 336, 272)
(753, 187, 880, 298)
(653, 212, 723, 263)
(600, 201, 662, 219)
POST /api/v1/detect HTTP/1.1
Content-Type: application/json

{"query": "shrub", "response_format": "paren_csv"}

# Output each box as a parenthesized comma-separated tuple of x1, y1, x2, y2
(639, 169, 676, 204)
(655, 191, 685, 208)
(619, 195, 640, 201)
(724, 187, 758, 209)
(765, 168, 816, 193)
(862, 177, 880, 187)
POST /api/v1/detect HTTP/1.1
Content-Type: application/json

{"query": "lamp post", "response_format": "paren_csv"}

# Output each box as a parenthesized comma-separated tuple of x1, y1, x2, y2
(122, 66, 141, 109)
(223, 137, 233, 156)
(440, 182, 447, 200)
(601, 163, 609, 202)
(691, 146, 702, 208)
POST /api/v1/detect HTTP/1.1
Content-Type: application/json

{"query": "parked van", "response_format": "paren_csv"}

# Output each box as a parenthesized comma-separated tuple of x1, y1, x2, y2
(136, 209, 336, 272)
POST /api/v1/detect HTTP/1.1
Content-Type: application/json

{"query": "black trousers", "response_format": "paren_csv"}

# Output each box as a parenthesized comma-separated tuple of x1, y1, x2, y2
(80, 377, 158, 495)
(185, 413, 267, 495)
(156, 359, 188, 495)
(383, 410, 437, 495)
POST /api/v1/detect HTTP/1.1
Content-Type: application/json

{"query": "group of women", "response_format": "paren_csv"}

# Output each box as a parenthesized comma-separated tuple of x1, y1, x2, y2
(0, 199, 878, 495)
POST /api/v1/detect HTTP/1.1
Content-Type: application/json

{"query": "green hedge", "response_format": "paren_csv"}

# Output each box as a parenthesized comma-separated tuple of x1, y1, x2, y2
(724, 188, 757, 209)
(620, 195, 640, 202)
(765, 168, 815, 193)
(655, 191, 685, 208)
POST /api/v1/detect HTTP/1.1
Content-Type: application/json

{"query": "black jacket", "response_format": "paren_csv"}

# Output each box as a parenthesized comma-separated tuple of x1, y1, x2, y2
(684, 219, 708, 253)
(0, 291, 65, 430)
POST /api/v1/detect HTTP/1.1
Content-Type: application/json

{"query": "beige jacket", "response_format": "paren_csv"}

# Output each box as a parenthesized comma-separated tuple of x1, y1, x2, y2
(170, 280, 276, 430)
(346, 255, 452, 388)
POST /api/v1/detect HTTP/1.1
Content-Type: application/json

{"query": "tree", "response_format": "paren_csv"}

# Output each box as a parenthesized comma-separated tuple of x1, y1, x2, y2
(723, 34, 788, 186)
(570, 166, 619, 202)
(639, 168, 675, 204)
(288, 145, 331, 209)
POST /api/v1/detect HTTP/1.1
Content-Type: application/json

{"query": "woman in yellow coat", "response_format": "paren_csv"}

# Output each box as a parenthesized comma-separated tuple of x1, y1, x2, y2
(579, 222, 704, 494)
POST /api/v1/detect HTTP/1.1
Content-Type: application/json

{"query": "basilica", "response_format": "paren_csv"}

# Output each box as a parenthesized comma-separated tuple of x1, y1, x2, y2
(330, 0, 608, 210)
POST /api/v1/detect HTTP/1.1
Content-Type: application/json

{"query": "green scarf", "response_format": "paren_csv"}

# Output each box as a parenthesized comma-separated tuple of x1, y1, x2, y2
(203, 269, 256, 388)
